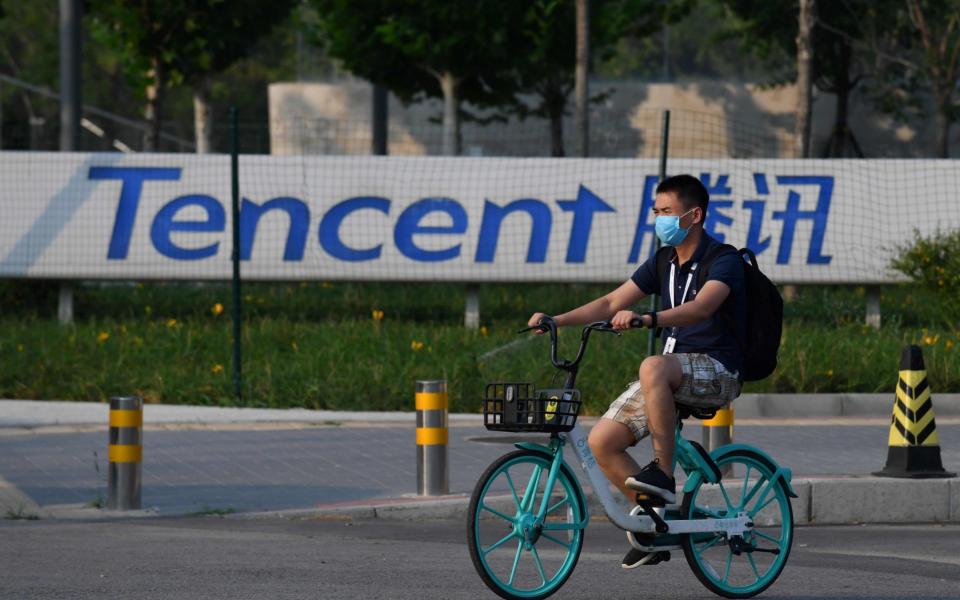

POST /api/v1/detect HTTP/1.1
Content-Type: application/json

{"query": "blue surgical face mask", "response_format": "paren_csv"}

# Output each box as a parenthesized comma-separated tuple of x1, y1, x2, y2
(654, 208, 696, 246)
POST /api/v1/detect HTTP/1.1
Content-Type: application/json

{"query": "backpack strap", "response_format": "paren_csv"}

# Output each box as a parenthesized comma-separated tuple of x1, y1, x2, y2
(696, 243, 739, 289)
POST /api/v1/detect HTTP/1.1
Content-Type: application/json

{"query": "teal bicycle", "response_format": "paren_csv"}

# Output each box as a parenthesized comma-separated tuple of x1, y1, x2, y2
(467, 318, 797, 599)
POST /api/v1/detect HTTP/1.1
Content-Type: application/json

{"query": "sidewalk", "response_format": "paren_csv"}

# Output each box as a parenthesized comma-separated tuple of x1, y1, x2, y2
(1, 397, 958, 524)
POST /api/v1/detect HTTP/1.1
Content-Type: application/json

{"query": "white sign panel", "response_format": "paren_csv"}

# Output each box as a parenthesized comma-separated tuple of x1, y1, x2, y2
(1, 152, 952, 283)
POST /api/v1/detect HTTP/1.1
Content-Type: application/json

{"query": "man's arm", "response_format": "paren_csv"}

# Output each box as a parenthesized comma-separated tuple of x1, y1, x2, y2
(613, 280, 731, 330)
(529, 280, 647, 328)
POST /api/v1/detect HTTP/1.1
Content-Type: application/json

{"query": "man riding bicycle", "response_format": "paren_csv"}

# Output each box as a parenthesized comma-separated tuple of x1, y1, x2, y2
(527, 174, 747, 570)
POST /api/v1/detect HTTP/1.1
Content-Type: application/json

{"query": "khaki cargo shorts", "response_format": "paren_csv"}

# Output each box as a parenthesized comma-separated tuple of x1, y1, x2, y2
(603, 353, 741, 444)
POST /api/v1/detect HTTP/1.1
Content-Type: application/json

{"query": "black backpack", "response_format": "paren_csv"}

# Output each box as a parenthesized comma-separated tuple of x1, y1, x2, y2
(654, 243, 783, 381)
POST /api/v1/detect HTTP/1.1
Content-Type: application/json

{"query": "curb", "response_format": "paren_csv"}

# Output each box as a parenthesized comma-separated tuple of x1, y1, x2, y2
(3, 394, 960, 428)
(288, 476, 960, 526)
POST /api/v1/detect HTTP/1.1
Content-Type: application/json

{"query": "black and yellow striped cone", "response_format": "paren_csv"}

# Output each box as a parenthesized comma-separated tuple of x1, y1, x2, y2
(874, 345, 955, 478)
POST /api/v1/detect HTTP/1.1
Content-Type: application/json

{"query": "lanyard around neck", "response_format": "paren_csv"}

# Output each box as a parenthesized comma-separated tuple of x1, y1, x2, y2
(668, 260, 698, 309)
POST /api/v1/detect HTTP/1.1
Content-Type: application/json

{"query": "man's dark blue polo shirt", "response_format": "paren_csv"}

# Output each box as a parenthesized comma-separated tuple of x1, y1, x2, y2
(630, 233, 747, 377)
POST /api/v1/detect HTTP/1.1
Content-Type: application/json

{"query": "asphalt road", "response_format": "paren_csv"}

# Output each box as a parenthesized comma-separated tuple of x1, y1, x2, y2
(2, 517, 958, 599)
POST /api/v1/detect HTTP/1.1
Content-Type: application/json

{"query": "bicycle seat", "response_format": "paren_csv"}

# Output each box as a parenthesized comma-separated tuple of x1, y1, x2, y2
(676, 403, 719, 421)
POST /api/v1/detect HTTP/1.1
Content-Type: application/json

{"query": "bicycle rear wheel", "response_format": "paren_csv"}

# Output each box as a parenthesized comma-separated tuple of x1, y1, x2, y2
(467, 450, 586, 600)
(681, 448, 794, 598)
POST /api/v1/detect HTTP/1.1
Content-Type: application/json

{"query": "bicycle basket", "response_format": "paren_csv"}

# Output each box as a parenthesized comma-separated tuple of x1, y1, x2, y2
(483, 382, 582, 433)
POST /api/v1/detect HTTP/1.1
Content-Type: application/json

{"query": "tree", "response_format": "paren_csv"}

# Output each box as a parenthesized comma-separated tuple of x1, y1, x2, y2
(508, 0, 693, 157)
(311, 0, 525, 156)
(870, 0, 960, 158)
(88, 0, 296, 152)
(718, 0, 887, 157)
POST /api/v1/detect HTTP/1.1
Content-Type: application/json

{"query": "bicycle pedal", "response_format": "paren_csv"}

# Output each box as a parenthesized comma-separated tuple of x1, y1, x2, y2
(635, 493, 666, 507)
(639, 551, 671, 566)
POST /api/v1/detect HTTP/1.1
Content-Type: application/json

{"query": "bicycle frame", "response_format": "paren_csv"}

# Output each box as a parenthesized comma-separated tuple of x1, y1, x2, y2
(515, 424, 754, 537)
(510, 318, 793, 538)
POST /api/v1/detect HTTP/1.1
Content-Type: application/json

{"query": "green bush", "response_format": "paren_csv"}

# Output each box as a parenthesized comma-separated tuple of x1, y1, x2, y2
(890, 229, 960, 325)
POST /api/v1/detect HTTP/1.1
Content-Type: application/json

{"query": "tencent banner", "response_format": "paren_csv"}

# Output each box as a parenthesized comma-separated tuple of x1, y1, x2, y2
(0, 152, 950, 283)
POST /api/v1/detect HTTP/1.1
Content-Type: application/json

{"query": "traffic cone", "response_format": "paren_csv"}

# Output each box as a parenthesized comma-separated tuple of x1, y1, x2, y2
(874, 345, 955, 478)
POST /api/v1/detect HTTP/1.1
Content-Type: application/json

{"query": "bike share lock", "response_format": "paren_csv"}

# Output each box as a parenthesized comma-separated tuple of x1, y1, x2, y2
(108, 396, 143, 510)
(416, 380, 449, 495)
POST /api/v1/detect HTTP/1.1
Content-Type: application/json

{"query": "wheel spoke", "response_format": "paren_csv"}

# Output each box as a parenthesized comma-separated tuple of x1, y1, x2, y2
(718, 481, 735, 511)
(483, 531, 517, 556)
(541, 531, 572, 550)
(504, 471, 522, 511)
(521, 466, 543, 512)
(507, 540, 523, 586)
(739, 465, 752, 506)
(747, 552, 762, 579)
(529, 544, 548, 586)
(754, 529, 781, 546)
(723, 552, 733, 584)
(749, 494, 778, 517)
(480, 503, 515, 523)
(693, 504, 724, 519)
(697, 534, 724, 553)
(741, 475, 766, 508)
(546, 494, 569, 515)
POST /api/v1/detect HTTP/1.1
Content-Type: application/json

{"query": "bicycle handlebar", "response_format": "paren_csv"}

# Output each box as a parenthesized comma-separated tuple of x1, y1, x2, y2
(518, 316, 627, 372)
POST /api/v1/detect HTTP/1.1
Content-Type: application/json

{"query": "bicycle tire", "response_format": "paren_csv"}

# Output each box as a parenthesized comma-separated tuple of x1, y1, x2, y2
(681, 448, 794, 598)
(467, 449, 586, 600)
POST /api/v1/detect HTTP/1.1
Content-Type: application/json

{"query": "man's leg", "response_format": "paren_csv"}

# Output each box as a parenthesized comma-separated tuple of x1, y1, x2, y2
(588, 418, 642, 500)
(638, 355, 683, 476)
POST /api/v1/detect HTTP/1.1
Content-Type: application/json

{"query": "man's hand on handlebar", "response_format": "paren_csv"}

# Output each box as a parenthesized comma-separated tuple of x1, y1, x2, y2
(526, 312, 553, 334)
(611, 310, 648, 330)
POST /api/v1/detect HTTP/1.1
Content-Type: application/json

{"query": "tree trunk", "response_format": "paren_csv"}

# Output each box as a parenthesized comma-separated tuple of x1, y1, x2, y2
(826, 42, 852, 157)
(936, 94, 951, 158)
(439, 72, 461, 156)
(795, 0, 815, 158)
(575, 0, 589, 157)
(548, 97, 566, 157)
(193, 76, 213, 154)
(143, 58, 164, 152)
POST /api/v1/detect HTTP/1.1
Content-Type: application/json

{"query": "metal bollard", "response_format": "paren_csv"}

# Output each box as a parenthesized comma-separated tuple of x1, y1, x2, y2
(108, 396, 142, 510)
(416, 380, 449, 496)
(702, 407, 733, 477)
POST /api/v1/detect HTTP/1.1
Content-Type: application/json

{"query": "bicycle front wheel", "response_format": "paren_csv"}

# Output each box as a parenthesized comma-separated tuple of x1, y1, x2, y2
(681, 448, 794, 599)
(467, 450, 586, 600)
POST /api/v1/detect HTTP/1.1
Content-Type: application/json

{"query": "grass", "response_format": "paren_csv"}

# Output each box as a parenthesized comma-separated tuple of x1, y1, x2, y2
(188, 506, 237, 517)
(0, 280, 957, 415)
(3, 506, 40, 520)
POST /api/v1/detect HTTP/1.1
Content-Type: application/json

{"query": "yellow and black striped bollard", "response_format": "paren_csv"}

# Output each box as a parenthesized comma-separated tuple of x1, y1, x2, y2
(416, 380, 449, 496)
(108, 396, 143, 509)
(702, 407, 733, 476)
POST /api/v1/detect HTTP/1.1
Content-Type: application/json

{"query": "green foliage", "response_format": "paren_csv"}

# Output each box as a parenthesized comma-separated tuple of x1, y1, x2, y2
(310, 0, 521, 107)
(890, 229, 960, 324)
(0, 282, 957, 412)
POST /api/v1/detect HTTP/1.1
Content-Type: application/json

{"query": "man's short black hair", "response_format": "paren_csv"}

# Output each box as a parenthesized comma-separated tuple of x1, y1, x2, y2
(655, 174, 709, 215)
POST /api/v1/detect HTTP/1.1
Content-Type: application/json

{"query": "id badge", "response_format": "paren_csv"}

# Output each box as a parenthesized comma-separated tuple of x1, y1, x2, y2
(663, 336, 677, 354)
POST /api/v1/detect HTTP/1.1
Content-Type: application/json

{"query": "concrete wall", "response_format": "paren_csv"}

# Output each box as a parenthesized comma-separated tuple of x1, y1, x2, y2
(268, 79, 956, 158)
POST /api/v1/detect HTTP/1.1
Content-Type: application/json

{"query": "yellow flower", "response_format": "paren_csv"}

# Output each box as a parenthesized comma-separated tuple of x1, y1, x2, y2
(410, 340, 424, 351)
(16, 344, 24, 352)
(825, 369, 834, 377)
(212, 303, 224, 316)
(946, 340, 955, 350)
(133, 336, 144, 346)
(97, 331, 110, 343)
(372, 309, 384, 321)
(321, 282, 332, 289)
(291, 341, 299, 352)
(211, 364, 224, 374)
(480, 326, 489, 336)
(923, 334, 940, 345)
(166, 318, 178, 328)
